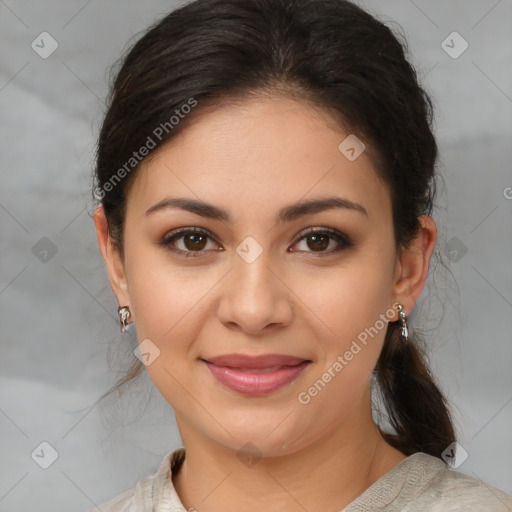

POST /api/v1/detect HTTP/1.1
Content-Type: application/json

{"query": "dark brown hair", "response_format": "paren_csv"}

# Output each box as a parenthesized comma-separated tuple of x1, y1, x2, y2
(92, 0, 456, 459)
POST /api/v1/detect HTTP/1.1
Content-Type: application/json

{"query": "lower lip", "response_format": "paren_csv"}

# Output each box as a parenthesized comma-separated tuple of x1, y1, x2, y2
(202, 360, 311, 396)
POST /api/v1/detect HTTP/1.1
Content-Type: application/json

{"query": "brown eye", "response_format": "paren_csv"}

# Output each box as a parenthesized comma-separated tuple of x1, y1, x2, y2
(291, 227, 354, 255)
(159, 228, 218, 257)
(182, 233, 208, 251)
(305, 233, 330, 252)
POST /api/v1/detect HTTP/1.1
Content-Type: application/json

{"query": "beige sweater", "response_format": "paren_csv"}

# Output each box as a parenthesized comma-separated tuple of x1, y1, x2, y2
(90, 447, 512, 511)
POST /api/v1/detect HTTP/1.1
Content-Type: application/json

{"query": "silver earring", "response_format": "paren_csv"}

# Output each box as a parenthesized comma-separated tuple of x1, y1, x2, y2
(118, 306, 131, 333)
(397, 304, 409, 342)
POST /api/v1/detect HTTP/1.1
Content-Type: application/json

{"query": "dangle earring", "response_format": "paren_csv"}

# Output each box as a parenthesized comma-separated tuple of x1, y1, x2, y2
(118, 305, 132, 333)
(396, 304, 409, 342)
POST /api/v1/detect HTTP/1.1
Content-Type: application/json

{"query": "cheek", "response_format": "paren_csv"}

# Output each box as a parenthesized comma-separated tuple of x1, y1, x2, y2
(291, 253, 394, 403)
(294, 296, 391, 435)
(124, 248, 226, 403)
(123, 234, 207, 339)
(292, 249, 394, 346)
(129, 272, 211, 356)
(127, 269, 210, 410)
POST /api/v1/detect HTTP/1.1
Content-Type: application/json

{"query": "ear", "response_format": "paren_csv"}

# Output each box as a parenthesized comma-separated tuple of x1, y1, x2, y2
(391, 214, 437, 318)
(93, 205, 130, 308)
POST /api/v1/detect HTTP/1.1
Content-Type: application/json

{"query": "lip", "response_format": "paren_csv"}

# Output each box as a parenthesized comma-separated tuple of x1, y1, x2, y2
(200, 353, 312, 396)
(202, 353, 309, 369)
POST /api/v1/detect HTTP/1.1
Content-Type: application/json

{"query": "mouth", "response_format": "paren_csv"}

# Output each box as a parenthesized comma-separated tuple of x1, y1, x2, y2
(200, 353, 312, 395)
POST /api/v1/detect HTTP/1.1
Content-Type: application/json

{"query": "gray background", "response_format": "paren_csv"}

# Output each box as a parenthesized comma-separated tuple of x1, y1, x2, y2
(0, 0, 511, 510)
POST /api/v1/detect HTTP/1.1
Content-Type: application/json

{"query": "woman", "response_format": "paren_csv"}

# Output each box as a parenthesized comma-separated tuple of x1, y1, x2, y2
(91, 0, 512, 510)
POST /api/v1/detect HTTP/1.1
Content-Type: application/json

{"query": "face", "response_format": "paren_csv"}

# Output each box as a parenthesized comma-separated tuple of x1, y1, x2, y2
(108, 95, 405, 457)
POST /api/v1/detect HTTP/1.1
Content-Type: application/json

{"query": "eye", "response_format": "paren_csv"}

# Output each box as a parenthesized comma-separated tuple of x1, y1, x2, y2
(158, 226, 354, 258)
(158, 227, 220, 258)
(290, 227, 354, 255)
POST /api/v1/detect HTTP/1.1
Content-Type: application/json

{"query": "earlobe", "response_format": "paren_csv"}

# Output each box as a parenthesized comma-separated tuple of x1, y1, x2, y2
(392, 215, 437, 316)
(93, 205, 130, 306)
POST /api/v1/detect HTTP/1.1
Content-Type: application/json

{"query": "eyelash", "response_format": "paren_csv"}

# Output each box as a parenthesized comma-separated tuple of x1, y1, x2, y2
(158, 226, 354, 258)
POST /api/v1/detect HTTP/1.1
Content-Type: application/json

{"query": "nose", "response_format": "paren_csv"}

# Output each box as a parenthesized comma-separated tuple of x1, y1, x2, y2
(216, 243, 294, 335)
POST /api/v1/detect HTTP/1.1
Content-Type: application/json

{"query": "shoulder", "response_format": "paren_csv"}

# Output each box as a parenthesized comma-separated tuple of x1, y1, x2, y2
(401, 453, 512, 512)
(344, 451, 512, 512)
(87, 448, 185, 512)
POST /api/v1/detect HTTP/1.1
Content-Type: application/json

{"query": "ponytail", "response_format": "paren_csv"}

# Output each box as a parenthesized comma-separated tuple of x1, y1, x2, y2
(375, 320, 456, 459)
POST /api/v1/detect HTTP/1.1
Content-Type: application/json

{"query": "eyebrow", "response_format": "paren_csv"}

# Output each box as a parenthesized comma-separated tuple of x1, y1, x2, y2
(145, 196, 368, 223)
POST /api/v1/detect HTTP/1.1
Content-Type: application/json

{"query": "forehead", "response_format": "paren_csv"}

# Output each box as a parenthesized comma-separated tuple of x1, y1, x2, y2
(126, 95, 391, 226)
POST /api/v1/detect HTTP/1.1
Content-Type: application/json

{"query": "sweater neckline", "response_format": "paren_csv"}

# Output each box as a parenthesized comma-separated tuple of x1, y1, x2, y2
(152, 447, 445, 511)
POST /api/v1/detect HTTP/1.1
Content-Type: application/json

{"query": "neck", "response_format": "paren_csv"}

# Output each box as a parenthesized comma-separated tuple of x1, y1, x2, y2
(172, 396, 407, 512)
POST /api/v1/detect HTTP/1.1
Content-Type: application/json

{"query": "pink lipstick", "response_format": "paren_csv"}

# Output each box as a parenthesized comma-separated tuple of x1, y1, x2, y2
(201, 353, 311, 396)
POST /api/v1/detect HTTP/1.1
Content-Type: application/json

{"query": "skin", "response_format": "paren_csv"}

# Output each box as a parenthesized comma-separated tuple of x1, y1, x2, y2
(94, 94, 437, 512)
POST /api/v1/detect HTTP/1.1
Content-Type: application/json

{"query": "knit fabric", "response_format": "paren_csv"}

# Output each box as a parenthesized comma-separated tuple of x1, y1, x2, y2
(89, 447, 512, 512)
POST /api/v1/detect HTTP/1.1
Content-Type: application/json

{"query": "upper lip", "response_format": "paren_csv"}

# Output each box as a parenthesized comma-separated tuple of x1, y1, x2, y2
(201, 353, 310, 369)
